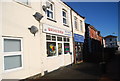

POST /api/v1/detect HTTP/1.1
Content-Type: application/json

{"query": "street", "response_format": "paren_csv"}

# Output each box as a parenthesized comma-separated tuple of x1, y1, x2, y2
(39, 52, 120, 81)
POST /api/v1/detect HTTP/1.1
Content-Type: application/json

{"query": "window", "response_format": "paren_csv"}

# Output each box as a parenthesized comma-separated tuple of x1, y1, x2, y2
(74, 16, 78, 30)
(15, 0, 29, 5)
(80, 20, 83, 32)
(62, 9, 67, 25)
(52, 36, 56, 41)
(47, 42, 56, 56)
(46, 35, 70, 56)
(3, 37, 23, 71)
(58, 43, 62, 55)
(110, 38, 112, 41)
(57, 37, 62, 41)
(46, 2, 54, 19)
(64, 43, 70, 54)
(64, 37, 70, 54)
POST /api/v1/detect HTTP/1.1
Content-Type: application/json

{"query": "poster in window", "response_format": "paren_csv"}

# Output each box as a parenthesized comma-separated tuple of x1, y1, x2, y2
(47, 42, 56, 56)
(58, 43, 62, 55)
(64, 43, 70, 54)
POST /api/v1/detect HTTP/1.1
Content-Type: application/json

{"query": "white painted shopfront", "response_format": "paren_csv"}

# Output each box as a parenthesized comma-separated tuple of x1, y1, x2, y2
(42, 24, 73, 72)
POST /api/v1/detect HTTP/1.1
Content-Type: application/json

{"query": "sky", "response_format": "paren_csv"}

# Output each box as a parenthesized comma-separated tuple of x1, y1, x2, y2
(65, 2, 118, 38)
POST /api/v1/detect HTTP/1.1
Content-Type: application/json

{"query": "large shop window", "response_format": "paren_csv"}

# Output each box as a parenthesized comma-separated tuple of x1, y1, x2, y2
(3, 37, 23, 71)
(46, 34, 70, 57)
(47, 42, 56, 56)
(58, 43, 62, 55)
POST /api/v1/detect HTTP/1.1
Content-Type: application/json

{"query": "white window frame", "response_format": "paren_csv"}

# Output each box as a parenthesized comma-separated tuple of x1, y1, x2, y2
(63, 37, 70, 54)
(46, 1, 54, 20)
(14, 0, 29, 5)
(80, 20, 83, 32)
(74, 16, 78, 30)
(46, 34, 70, 57)
(62, 9, 68, 25)
(46, 34, 57, 57)
(2, 37, 23, 72)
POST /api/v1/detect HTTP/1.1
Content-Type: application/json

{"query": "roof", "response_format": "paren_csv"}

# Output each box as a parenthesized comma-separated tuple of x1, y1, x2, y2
(104, 35, 117, 38)
(62, 1, 85, 19)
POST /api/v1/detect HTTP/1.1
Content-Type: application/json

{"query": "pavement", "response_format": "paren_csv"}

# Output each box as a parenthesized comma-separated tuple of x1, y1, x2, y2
(40, 53, 120, 81)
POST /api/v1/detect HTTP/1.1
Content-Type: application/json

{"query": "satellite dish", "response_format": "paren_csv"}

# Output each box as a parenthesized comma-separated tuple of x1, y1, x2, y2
(42, 2, 51, 11)
(28, 26, 38, 36)
(33, 12, 43, 22)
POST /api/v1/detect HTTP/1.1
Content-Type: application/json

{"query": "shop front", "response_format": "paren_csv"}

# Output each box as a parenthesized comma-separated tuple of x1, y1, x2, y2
(43, 24, 73, 72)
(74, 34, 84, 63)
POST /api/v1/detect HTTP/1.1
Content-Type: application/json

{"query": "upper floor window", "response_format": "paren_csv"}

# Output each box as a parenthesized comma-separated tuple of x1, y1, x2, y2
(62, 9, 67, 25)
(46, 2, 54, 19)
(80, 20, 83, 32)
(74, 16, 78, 30)
(16, 0, 29, 5)
(110, 38, 112, 41)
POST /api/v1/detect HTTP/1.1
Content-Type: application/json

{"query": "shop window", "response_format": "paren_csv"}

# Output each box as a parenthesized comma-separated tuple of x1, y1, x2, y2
(46, 35, 51, 40)
(64, 43, 70, 54)
(3, 37, 23, 71)
(58, 43, 62, 55)
(67, 38, 70, 42)
(57, 37, 62, 41)
(47, 42, 56, 57)
(64, 37, 70, 42)
(52, 36, 56, 41)
(64, 37, 66, 41)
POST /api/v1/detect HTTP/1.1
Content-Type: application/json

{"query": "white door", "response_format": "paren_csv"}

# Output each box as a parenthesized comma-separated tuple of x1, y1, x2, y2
(57, 42, 64, 66)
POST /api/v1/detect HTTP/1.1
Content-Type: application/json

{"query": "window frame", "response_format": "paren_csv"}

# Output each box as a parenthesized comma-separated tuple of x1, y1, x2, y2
(14, 0, 30, 6)
(46, 34, 70, 57)
(63, 37, 70, 54)
(2, 37, 23, 72)
(74, 16, 78, 30)
(62, 9, 68, 25)
(46, 1, 54, 20)
(80, 20, 83, 32)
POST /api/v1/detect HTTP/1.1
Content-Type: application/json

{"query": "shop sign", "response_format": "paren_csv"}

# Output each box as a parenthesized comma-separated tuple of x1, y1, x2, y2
(43, 24, 71, 36)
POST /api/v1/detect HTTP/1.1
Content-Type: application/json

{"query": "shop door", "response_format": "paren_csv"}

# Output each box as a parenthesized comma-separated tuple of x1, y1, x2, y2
(57, 42, 64, 66)
(75, 42, 83, 62)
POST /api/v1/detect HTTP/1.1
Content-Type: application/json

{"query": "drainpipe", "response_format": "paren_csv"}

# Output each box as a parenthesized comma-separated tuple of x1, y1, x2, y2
(0, 1, 2, 80)
(70, 10, 76, 64)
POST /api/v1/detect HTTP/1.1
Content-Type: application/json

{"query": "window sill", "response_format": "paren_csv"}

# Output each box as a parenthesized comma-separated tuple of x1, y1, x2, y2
(14, 0, 31, 8)
(47, 18, 57, 23)
(4, 67, 23, 73)
(63, 24, 69, 27)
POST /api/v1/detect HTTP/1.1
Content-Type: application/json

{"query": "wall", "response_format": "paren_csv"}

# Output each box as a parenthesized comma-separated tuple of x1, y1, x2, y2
(71, 10, 85, 36)
(2, 0, 74, 79)
(2, 1, 43, 79)
(40, 0, 74, 72)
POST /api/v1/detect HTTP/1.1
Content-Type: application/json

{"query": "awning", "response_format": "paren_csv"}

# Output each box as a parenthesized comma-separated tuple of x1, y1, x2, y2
(74, 34, 84, 43)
